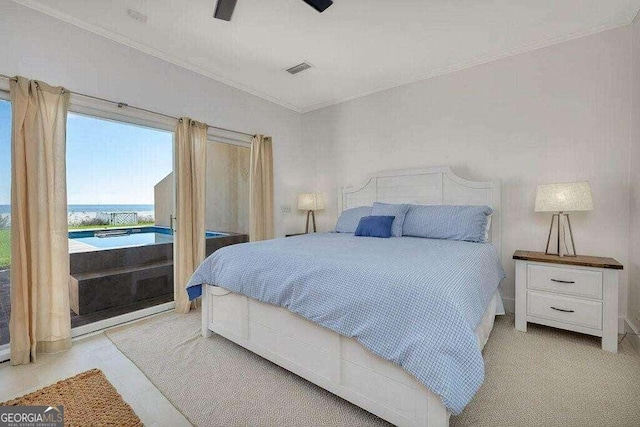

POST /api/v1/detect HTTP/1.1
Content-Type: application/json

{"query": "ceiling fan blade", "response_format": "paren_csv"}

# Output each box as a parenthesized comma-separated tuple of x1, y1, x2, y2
(302, 0, 333, 13)
(214, 0, 237, 21)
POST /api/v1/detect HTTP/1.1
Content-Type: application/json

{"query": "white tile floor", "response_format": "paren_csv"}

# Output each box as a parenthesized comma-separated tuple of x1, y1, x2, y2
(0, 333, 192, 427)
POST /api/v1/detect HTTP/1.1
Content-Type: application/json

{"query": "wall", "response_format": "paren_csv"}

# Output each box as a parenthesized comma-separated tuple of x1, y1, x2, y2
(154, 174, 173, 228)
(303, 26, 632, 316)
(154, 142, 250, 234)
(629, 14, 640, 332)
(0, 0, 306, 237)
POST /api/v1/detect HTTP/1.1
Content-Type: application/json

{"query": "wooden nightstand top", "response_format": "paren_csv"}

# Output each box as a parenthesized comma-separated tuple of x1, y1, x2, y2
(513, 250, 623, 270)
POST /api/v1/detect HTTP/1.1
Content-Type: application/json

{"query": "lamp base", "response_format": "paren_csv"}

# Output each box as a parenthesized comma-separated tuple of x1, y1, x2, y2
(544, 212, 577, 257)
(305, 210, 316, 234)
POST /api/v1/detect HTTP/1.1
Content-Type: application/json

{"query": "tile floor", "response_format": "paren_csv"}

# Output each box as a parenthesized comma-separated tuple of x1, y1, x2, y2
(0, 331, 191, 427)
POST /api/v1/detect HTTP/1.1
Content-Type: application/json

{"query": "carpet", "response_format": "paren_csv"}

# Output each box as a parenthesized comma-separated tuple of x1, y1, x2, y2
(1, 368, 142, 426)
(106, 309, 640, 426)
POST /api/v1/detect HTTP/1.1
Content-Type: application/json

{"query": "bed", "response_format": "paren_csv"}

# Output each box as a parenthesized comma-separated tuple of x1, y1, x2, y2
(188, 166, 504, 427)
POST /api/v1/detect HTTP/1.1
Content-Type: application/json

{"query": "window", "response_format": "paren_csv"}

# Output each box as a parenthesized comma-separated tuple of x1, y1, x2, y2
(0, 97, 11, 347)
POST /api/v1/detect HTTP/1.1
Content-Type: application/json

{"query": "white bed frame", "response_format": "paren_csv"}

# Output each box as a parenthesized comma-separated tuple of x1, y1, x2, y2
(202, 166, 501, 427)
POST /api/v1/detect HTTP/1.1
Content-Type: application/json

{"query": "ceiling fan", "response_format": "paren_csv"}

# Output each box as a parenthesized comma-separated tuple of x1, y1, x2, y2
(214, 0, 333, 21)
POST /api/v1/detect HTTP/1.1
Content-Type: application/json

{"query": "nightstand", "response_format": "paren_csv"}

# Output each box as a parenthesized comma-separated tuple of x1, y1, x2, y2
(513, 250, 623, 353)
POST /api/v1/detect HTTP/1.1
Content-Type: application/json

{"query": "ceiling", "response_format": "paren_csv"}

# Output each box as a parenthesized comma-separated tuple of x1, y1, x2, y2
(13, 0, 640, 112)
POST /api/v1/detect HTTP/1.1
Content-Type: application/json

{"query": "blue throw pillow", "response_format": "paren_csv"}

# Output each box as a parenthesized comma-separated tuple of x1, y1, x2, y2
(371, 202, 409, 237)
(402, 204, 493, 242)
(354, 216, 395, 238)
(335, 206, 372, 233)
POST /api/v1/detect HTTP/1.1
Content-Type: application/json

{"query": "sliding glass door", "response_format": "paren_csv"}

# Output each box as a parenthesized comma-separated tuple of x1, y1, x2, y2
(0, 95, 253, 347)
(66, 112, 175, 332)
(0, 97, 10, 347)
(205, 141, 250, 237)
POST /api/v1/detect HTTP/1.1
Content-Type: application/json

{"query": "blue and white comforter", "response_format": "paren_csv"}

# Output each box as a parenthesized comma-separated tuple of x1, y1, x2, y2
(186, 232, 505, 414)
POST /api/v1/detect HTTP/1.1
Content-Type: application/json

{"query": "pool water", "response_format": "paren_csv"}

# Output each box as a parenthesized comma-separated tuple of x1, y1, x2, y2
(68, 226, 225, 249)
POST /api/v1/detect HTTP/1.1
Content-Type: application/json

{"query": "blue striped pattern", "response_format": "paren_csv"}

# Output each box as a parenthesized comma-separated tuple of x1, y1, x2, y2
(187, 233, 505, 414)
(335, 206, 372, 233)
(403, 205, 493, 242)
(371, 202, 409, 237)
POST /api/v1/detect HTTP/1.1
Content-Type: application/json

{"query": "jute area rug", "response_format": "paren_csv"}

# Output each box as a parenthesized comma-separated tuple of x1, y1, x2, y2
(1, 368, 142, 426)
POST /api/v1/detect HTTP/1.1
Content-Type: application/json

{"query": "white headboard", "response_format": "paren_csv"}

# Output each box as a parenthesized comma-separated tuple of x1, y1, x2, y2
(340, 166, 501, 255)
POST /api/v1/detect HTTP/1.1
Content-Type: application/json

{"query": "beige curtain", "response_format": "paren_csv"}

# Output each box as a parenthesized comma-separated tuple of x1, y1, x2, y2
(9, 77, 71, 365)
(174, 118, 207, 313)
(249, 135, 274, 242)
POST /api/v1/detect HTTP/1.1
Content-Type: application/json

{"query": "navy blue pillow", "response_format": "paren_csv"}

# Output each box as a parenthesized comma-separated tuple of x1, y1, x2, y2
(354, 216, 395, 238)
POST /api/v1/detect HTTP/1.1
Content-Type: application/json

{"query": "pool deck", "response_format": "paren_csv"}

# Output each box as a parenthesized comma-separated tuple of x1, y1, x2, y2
(68, 238, 97, 253)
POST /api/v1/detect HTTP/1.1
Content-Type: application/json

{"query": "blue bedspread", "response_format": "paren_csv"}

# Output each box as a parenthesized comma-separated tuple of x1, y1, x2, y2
(186, 233, 505, 414)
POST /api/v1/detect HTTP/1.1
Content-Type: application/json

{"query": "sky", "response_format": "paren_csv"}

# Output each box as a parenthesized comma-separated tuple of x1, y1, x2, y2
(0, 101, 9, 205)
(0, 100, 173, 205)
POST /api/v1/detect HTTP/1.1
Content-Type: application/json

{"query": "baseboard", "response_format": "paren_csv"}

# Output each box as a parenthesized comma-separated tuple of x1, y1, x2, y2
(624, 317, 640, 356)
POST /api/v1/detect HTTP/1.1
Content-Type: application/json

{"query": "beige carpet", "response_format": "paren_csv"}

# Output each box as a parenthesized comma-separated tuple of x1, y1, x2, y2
(106, 310, 640, 427)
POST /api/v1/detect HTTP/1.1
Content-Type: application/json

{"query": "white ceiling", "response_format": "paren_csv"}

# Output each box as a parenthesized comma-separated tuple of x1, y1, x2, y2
(13, 0, 640, 112)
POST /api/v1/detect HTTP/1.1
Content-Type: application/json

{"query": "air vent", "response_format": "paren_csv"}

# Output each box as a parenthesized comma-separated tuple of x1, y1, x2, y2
(286, 62, 313, 75)
(127, 9, 148, 23)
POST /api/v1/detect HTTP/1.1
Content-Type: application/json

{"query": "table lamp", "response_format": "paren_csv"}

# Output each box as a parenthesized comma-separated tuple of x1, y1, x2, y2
(535, 181, 593, 257)
(298, 193, 324, 233)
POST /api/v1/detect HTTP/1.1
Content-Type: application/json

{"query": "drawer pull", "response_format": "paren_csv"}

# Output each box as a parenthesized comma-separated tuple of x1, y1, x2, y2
(550, 279, 575, 284)
(550, 306, 575, 313)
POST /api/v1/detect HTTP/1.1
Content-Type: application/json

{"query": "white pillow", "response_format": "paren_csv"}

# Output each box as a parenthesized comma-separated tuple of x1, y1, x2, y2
(335, 206, 372, 233)
(484, 214, 492, 243)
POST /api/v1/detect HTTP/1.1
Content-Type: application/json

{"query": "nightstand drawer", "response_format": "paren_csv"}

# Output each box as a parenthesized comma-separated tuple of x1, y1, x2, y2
(528, 264, 602, 299)
(527, 290, 602, 330)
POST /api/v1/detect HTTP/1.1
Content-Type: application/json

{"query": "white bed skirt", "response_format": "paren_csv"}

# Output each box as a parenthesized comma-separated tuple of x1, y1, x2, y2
(202, 286, 501, 427)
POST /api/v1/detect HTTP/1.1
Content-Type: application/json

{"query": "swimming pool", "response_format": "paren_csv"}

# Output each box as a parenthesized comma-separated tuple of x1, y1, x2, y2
(68, 228, 248, 316)
(68, 226, 226, 250)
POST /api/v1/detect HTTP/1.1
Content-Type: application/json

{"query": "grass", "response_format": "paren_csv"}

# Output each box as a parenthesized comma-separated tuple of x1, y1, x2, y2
(0, 229, 9, 270)
(0, 222, 156, 269)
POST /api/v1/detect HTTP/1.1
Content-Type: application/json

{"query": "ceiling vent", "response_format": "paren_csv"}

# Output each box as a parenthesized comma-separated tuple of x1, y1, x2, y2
(286, 62, 313, 75)
(127, 9, 148, 23)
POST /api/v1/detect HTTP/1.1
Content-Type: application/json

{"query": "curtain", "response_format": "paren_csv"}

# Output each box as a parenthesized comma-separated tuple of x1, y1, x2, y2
(174, 118, 207, 313)
(9, 77, 71, 365)
(249, 135, 274, 242)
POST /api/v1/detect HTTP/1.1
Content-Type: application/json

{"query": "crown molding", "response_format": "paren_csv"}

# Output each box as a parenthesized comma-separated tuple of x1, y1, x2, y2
(10, 0, 304, 113)
(11, 0, 640, 115)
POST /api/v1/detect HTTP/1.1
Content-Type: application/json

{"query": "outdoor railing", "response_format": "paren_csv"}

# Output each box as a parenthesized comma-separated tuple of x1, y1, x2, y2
(96, 212, 138, 226)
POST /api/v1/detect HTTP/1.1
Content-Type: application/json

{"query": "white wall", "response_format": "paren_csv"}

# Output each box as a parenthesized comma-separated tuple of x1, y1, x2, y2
(303, 26, 633, 315)
(629, 15, 640, 330)
(0, 0, 306, 238)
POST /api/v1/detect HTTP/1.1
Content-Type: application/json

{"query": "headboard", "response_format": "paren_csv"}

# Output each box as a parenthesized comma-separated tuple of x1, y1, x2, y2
(340, 166, 501, 255)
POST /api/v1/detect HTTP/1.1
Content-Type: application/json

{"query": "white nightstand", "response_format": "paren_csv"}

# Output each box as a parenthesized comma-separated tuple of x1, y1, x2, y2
(513, 250, 623, 353)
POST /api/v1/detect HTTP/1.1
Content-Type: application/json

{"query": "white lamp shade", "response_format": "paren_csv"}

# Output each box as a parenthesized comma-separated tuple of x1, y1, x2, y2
(298, 193, 325, 211)
(534, 182, 593, 212)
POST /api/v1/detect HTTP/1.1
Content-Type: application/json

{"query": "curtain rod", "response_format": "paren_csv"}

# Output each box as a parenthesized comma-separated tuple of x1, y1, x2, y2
(0, 73, 255, 138)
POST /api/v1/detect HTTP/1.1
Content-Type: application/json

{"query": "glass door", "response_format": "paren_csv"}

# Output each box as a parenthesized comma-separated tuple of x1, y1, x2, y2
(203, 139, 251, 254)
(0, 97, 10, 348)
(65, 112, 175, 333)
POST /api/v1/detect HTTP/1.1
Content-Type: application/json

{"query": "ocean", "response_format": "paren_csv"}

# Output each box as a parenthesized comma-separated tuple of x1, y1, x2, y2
(0, 204, 154, 214)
